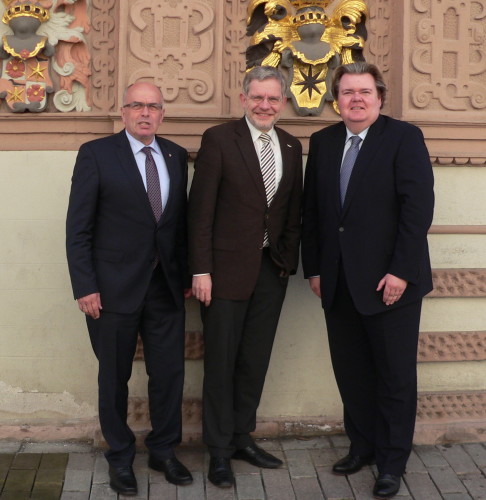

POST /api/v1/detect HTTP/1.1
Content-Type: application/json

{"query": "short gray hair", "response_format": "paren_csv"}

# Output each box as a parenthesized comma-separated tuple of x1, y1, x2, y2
(243, 66, 287, 96)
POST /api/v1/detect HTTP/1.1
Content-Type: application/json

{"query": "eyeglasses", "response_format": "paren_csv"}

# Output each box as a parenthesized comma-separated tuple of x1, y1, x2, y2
(123, 102, 163, 112)
(246, 95, 283, 105)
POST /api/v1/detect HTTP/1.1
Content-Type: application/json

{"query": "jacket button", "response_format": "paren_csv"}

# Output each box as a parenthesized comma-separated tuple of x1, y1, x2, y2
(265, 214, 270, 220)
(339, 227, 344, 232)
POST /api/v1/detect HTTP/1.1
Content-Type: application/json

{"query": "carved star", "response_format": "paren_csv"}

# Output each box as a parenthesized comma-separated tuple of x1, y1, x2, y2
(295, 66, 326, 98)
(7, 86, 24, 103)
(29, 62, 45, 80)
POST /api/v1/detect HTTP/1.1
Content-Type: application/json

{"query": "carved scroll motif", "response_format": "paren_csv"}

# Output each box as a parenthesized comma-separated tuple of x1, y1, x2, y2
(127, 0, 215, 103)
(367, 0, 391, 73)
(411, 0, 486, 111)
(90, 0, 116, 112)
(224, 0, 246, 115)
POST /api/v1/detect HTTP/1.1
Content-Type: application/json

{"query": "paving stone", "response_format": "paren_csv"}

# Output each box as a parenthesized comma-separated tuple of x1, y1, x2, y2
(316, 466, 354, 500)
(31, 483, 63, 499)
(429, 466, 469, 495)
(234, 473, 265, 499)
(280, 436, 331, 451)
(23, 443, 92, 454)
(406, 449, 427, 472)
(92, 455, 108, 484)
(39, 453, 69, 471)
(0, 454, 14, 471)
(309, 446, 339, 467)
(328, 435, 350, 449)
(404, 471, 443, 499)
(204, 479, 236, 500)
(66, 453, 96, 471)
(63, 469, 92, 492)
(11, 452, 42, 470)
(414, 445, 449, 467)
(60, 492, 90, 500)
(347, 468, 375, 500)
(439, 444, 481, 475)
(232, 457, 262, 474)
(3, 468, 36, 493)
(148, 481, 177, 499)
(261, 468, 295, 500)
(285, 449, 316, 478)
(176, 446, 206, 471)
(175, 471, 205, 500)
(256, 439, 282, 453)
(88, 482, 117, 499)
(0, 492, 31, 499)
(463, 476, 486, 499)
(0, 443, 21, 454)
(464, 443, 486, 468)
(291, 476, 324, 499)
(442, 494, 473, 500)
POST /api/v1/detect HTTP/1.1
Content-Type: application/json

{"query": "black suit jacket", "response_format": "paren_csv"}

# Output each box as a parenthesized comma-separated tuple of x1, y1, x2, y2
(66, 130, 189, 313)
(302, 115, 434, 315)
(188, 118, 302, 300)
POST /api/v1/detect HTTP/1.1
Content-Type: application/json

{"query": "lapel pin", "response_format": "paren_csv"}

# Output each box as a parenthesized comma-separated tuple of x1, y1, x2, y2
(287, 144, 292, 147)
(169, 153, 172, 157)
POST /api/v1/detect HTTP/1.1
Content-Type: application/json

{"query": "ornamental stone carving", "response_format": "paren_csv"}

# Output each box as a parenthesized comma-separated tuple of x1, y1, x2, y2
(125, 0, 215, 105)
(411, 0, 486, 114)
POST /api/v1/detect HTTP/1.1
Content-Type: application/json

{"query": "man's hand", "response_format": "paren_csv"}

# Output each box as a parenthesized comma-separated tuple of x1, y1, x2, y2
(77, 293, 102, 319)
(192, 275, 212, 306)
(308, 276, 321, 298)
(376, 274, 407, 306)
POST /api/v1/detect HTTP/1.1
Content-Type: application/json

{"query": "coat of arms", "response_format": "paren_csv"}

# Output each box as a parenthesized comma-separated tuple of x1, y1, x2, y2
(246, 0, 368, 116)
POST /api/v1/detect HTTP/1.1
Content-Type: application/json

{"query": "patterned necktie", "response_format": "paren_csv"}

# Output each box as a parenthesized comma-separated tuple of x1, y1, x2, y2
(142, 146, 163, 222)
(259, 133, 276, 247)
(259, 133, 276, 205)
(340, 135, 362, 206)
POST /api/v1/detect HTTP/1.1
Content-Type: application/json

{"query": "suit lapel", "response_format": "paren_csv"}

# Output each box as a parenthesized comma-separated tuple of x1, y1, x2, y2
(115, 131, 155, 222)
(234, 118, 267, 202)
(341, 115, 385, 214)
(273, 127, 294, 202)
(328, 124, 347, 215)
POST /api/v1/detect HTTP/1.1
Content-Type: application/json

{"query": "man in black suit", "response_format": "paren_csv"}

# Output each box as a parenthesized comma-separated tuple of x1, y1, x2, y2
(188, 66, 302, 488)
(302, 62, 434, 499)
(66, 82, 192, 495)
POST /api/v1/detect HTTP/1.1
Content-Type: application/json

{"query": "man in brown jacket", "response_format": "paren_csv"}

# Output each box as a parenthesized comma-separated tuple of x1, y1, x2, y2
(188, 66, 302, 488)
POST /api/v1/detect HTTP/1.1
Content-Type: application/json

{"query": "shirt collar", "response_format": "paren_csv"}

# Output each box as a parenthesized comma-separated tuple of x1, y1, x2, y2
(345, 127, 369, 143)
(125, 130, 160, 155)
(245, 116, 278, 144)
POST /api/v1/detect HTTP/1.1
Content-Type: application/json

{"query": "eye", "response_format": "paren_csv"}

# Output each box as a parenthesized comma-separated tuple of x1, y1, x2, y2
(268, 97, 282, 105)
(148, 103, 163, 111)
(130, 102, 143, 110)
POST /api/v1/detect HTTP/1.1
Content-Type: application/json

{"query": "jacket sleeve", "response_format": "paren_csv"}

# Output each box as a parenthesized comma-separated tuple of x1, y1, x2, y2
(387, 125, 434, 284)
(65, 143, 100, 299)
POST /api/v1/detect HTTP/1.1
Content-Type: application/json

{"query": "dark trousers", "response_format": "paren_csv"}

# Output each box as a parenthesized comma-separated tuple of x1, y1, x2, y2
(324, 267, 421, 476)
(86, 266, 185, 467)
(201, 250, 288, 457)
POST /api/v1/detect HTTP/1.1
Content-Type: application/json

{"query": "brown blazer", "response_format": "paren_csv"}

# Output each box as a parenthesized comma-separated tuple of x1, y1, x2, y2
(188, 118, 302, 300)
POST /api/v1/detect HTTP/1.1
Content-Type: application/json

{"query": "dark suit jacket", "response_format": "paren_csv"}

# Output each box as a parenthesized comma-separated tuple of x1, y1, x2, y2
(66, 130, 189, 313)
(302, 115, 434, 315)
(188, 118, 303, 300)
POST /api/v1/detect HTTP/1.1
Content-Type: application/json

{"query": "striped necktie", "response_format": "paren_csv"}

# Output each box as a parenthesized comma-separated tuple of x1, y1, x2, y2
(259, 133, 276, 247)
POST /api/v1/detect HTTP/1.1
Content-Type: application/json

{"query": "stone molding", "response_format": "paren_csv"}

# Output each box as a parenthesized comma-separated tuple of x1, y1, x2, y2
(418, 331, 486, 362)
(430, 269, 486, 297)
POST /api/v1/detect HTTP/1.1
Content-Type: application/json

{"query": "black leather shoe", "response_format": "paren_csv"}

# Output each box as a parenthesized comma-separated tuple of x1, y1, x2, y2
(108, 465, 138, 496)
(148, 456, 193, 486)
(233, 443, 283, 469)
(208, 457, 234, 488)
(373, 474, 401, 498)
(332, 453, 375, 475)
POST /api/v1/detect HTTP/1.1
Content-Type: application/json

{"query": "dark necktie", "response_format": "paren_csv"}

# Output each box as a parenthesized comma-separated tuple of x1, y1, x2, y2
(340, 135, 362, 206)
(259, 133, 276, 247)
(142, 146, 162, 222)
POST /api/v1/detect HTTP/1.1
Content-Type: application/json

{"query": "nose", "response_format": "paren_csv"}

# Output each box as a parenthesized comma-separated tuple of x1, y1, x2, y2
(259, 97, 271, 109)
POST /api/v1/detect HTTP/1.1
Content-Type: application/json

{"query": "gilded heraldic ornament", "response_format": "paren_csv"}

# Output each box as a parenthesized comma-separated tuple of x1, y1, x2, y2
(246, 0, 368, 116)
(0, 0, 90, 112)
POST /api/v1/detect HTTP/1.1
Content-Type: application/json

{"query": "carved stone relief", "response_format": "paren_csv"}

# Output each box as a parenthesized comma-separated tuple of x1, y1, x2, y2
(409, 0, 486, 116)
(121, 0, 218, 116)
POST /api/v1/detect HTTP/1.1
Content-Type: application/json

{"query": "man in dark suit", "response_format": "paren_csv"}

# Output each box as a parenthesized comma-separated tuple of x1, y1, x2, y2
(188, 66, 302, 488)
(302, 62, 434, 499)
(66, 82, 193, 496)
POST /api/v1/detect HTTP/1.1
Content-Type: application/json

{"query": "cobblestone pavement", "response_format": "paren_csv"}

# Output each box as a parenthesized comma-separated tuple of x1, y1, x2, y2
(1, 435, 486, 499)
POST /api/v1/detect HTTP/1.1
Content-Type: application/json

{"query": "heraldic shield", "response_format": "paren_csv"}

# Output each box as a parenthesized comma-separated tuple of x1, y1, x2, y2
(246, 0, 369, 116)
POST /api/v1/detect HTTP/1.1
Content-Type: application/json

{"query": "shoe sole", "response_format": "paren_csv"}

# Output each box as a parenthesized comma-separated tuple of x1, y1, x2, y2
(232, 454, 282, 469)
(109, 482, 137, 496)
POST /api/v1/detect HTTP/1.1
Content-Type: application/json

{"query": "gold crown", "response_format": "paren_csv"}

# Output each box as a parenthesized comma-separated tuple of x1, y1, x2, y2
(2, 2, 50, 25)
(291, 0, 331, 9)
(291, 8, 327, 26)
